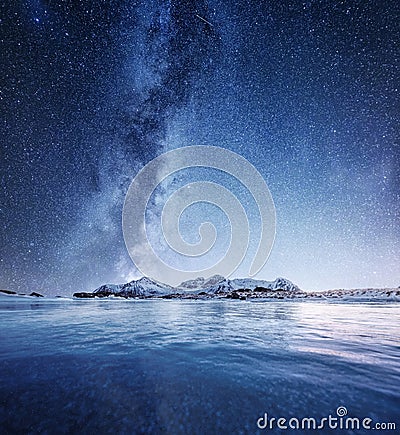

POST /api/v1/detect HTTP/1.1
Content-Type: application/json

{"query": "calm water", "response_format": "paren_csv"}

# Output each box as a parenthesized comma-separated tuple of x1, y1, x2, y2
(0, 298, 399, 434)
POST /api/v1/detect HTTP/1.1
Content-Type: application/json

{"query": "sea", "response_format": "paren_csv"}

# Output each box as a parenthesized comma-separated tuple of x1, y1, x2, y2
(0, 297, 399, 434)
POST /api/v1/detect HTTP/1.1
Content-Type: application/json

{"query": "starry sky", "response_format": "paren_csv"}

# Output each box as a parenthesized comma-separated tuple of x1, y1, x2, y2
(1, 0, 399, 295)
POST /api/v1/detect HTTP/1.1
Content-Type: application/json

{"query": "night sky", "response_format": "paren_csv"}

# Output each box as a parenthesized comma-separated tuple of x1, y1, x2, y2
(1, 0, 399, 295)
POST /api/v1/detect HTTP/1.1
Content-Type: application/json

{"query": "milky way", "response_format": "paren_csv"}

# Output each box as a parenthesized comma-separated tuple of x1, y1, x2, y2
(1, 1, 399, 295)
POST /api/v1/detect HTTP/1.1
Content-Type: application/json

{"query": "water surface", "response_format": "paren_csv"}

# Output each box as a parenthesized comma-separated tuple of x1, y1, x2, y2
(0, 298, 399, 434)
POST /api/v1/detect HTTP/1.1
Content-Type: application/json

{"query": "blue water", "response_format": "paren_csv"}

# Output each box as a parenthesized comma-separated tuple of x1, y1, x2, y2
(0, 298, 399, 434)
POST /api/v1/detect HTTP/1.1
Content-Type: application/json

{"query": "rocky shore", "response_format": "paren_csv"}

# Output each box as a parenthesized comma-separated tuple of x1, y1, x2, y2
(0, 289, 44, 297)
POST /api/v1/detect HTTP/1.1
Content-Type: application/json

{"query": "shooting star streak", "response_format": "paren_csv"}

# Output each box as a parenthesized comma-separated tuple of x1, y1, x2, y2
(195, 14, 213, 27)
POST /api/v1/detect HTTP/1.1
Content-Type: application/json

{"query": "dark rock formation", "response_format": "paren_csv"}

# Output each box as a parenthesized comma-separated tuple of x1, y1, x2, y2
(29, 292, 44, 297)
(73, 292, 96, 298)
(0, 289, 17, 295)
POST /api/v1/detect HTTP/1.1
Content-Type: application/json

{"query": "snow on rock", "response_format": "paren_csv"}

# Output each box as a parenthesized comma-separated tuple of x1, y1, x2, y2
(85, 275, 300, 298)
(232, 277, 300, 292)
(178, 275, 225, 290)
(200, 277, 301, 294)
(93, 277, 174, 297)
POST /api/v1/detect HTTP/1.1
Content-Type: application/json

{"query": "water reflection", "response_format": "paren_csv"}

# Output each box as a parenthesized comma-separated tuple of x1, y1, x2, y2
(293, 302, 400, 367)
(0, 298, 399, 433)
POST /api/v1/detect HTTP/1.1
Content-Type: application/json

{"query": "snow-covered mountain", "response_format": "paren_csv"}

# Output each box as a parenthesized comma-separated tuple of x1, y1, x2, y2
(190, 276, 301, 294)
(177, 275, 225, 290)
(85, 275, 300, 298)
(232, 277, 300, 292)
(93, 277, 174, 297)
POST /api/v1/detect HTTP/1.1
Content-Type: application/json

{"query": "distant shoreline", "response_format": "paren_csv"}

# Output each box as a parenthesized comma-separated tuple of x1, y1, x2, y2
(2, 287, 399, 301)
(72, 287, 400, 301)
